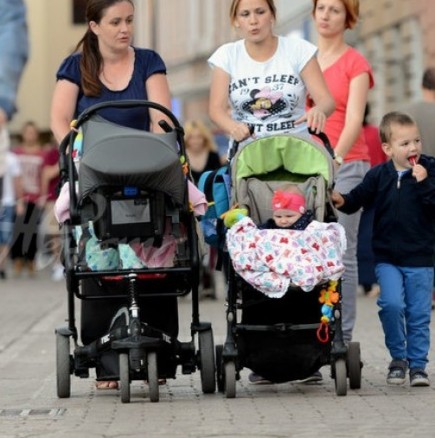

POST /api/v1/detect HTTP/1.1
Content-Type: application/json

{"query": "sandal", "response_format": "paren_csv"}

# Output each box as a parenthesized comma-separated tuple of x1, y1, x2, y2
(95, 380, 119, 390)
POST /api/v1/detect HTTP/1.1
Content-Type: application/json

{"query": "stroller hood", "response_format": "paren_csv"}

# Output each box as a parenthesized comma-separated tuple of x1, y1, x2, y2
(78, 116, 185, 205)
(231, 135, 335, 224)
(231, 135, 334, 184)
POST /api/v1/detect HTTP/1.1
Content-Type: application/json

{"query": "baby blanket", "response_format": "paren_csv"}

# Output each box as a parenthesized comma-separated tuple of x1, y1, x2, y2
(226, 217, 346, 298)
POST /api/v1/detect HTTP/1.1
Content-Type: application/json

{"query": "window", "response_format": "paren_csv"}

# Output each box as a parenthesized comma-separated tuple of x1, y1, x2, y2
(72, 0, 87, 24)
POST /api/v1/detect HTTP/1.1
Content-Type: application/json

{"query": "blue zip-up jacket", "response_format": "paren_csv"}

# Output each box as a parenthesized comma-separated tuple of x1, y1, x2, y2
(339, 154, 435, 267)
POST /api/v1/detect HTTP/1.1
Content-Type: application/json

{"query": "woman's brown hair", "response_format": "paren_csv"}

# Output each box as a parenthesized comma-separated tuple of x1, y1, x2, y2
(74, 0, 134, 96)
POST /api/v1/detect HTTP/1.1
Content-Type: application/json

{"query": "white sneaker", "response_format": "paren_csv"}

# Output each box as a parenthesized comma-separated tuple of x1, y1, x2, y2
(51, 264, 64, 281)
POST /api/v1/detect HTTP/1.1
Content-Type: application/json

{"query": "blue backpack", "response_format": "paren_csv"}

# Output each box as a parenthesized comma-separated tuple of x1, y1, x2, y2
(197, 165, 231, 249)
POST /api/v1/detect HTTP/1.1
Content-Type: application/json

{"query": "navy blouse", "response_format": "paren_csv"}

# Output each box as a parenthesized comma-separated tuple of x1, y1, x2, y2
(56, 47, 167, 130)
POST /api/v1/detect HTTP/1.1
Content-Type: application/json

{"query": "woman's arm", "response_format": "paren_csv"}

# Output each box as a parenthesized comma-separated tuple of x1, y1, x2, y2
(209, 67, 252, 142)
(297, 57, 335, 133)
(146, 73, 173, 133)
(333, 72, 370, 159)
(50, 79, 79, 144)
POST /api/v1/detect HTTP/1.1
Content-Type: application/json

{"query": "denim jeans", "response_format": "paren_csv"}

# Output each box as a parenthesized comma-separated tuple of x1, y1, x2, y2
(0, 0, 28, 119)
(375, 263, 433, 370)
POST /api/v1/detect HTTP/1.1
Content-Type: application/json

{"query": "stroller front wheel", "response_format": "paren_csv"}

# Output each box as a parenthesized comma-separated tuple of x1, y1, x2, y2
(56, 332, 72, 398)
(119, 353, 130, 403)
(147, 351, 159, 402)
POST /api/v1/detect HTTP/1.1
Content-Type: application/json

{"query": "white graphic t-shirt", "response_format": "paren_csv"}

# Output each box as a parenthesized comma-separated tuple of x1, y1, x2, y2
(208, 36, 317, 148)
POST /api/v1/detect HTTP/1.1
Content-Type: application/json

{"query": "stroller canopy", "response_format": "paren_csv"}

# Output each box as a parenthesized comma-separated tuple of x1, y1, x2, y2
(232, 135, 334, 185)
(78, 116, 185, 205)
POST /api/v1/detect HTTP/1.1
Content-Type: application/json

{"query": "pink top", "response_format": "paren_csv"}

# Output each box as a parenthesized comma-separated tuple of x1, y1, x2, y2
(13, 146, 48, 203)
(311, 47, 374, 163)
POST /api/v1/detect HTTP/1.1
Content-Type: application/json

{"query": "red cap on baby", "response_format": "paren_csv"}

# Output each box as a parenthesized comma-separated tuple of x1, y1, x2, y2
(272, 191, 306, 214)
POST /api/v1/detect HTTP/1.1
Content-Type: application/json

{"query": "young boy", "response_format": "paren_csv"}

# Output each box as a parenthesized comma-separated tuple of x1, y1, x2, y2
(332, 111, 435, 387)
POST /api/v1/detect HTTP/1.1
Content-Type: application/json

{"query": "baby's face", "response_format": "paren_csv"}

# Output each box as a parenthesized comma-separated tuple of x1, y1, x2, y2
(273, 209, 302, 227)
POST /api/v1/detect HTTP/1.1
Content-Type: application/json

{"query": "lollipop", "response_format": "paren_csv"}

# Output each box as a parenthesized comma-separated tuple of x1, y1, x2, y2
(409, 156, 417, 166)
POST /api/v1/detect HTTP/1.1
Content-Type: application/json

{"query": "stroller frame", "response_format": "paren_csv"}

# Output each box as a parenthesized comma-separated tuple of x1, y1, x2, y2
(216, 132, 362, 397)
(55, 100, 215, 403)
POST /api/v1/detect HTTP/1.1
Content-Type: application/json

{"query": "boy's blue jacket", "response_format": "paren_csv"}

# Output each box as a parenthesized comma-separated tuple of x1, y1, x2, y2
(339, 154, 435, 267)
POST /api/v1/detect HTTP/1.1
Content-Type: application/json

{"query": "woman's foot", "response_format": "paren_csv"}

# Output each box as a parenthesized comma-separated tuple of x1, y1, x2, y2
(95, 380, 118, 389)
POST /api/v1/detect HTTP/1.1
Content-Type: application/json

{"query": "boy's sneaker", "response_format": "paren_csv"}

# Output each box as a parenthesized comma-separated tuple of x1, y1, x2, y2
(410, 368, 430, 387)
(386, 359, 407, 385)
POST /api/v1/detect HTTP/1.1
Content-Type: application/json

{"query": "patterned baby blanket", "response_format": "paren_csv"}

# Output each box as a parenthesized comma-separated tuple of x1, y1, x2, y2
(226, 217, 347, 298)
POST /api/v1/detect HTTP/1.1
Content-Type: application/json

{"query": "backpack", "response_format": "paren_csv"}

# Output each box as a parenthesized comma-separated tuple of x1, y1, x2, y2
(197, 165, 231, 249)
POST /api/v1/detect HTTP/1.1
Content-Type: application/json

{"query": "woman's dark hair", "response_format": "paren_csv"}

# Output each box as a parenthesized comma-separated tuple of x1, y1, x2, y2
(74, 0, 134, 96)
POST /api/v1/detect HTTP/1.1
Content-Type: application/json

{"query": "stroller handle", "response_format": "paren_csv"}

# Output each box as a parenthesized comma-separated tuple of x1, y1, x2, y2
(75, 99, 182, 130)
(308, 128, 334, 158)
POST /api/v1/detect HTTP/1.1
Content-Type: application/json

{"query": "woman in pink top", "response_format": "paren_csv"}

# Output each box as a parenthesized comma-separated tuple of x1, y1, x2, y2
(309, 0, 374, 344)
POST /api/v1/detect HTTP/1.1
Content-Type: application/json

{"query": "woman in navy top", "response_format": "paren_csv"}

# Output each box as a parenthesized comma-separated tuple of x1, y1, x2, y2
(50, 0, 174, 390)
(50, 0, 172, 143)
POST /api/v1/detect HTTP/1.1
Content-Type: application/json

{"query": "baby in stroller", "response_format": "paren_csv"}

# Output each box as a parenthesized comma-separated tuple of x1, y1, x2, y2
(224, 185, 346, 297)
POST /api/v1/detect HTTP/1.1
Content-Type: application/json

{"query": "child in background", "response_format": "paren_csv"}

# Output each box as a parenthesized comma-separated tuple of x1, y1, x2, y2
(0, 146, 24, 279)
(184, 120, 222, 185)
(332, 111, 435, 387)
(10, 121, 47, 276)
(184, 119, 222, 298)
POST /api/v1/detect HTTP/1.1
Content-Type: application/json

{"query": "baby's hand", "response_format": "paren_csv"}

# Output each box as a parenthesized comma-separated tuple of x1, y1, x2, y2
(412, 164, 427, 182)
(331, 191, 344, 208)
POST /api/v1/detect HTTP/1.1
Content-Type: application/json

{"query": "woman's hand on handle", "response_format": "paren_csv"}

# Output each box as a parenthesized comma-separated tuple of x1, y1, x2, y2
(230, 122, 255, 143)
(295, 106, 327, 134)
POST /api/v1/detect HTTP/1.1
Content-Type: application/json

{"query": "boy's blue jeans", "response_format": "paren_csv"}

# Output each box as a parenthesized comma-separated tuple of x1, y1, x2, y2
(375, 263, 433, 370)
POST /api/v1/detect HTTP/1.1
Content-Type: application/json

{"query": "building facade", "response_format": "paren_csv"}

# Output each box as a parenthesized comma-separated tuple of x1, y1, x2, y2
(10, 1, 435, 135)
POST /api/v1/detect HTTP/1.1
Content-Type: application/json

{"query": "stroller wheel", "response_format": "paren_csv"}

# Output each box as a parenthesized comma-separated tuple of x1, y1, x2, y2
(347, 342, 362, 390)
(56, 332, 71, 398)
(119, 353, 130, 403)
(199, 329, 216, 394)
(224, 361, 236, 399)
(147, 351, 159, 403)
(215, 345, 224, 392)
(334, 358, 347, 396)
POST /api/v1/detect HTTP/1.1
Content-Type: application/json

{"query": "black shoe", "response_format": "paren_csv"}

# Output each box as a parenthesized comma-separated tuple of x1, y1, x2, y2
(386, 359, 407, 385)
(0, 270, 6, 280)
(410, 368, 430, 387)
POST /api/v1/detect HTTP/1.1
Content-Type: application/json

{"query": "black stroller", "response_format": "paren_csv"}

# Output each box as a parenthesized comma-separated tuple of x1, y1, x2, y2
(216, 133, 362, 397)
(55, 100, 215, 403)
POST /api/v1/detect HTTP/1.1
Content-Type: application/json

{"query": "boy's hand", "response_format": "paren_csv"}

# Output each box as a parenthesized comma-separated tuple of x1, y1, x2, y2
(412, 164, 427, 182)
(331, 191, 345, 208)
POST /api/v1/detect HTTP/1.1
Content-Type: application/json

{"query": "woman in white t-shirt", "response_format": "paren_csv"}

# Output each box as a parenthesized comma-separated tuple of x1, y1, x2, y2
(208, 0, 335, 152)
(208, 0, 335, 385)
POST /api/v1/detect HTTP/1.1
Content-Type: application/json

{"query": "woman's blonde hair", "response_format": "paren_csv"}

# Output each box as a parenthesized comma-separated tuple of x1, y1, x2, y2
(230, 0, 277, 25)
(184, 120, 218, 152)
(312, 0, 359, 30)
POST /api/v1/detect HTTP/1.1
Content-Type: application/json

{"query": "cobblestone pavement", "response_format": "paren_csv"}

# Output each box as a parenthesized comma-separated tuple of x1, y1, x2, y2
(1, 270, 435, 438)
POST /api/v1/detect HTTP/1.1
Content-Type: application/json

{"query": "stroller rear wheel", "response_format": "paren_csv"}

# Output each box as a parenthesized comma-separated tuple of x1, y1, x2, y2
(224, 361, 236, 399)
(56, 332, 71, 398)
(215, 344, 224, 392)
(347, 342, 362, 389)
(147, 351, 159, 402)
(119, 353, 130, 403)
(334, 358, 347, 396)
(199, 329, 216, 393)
